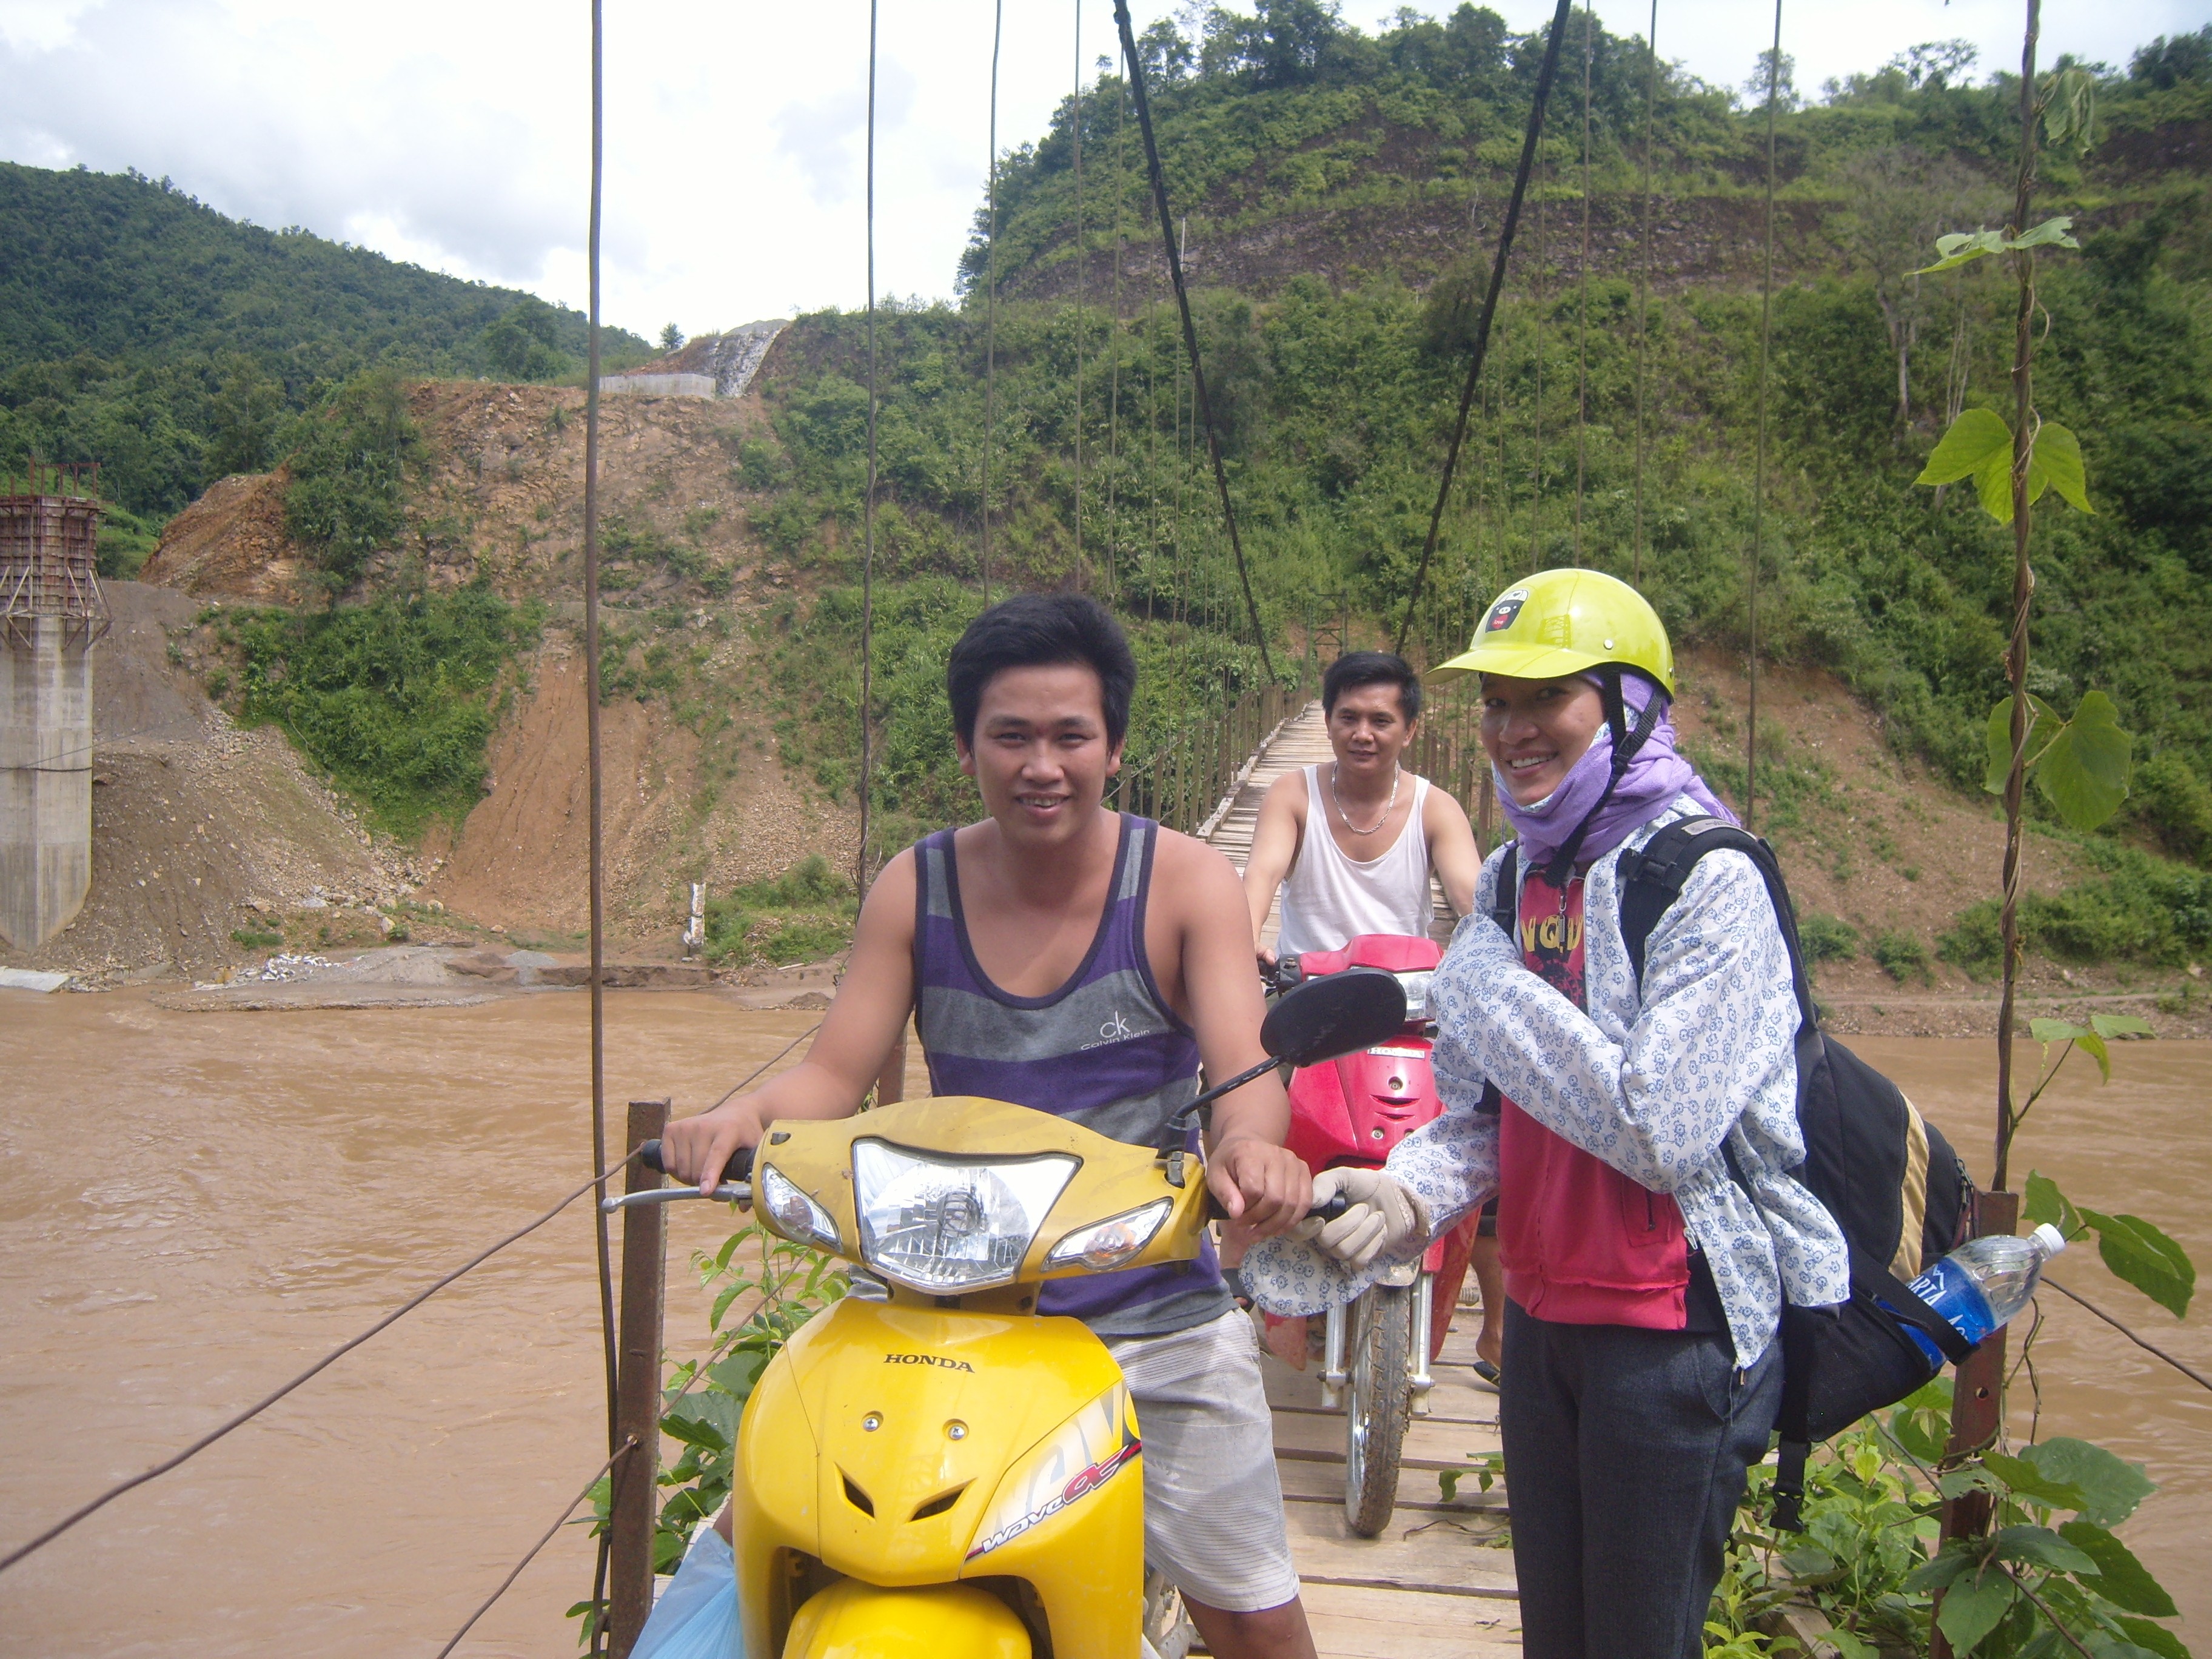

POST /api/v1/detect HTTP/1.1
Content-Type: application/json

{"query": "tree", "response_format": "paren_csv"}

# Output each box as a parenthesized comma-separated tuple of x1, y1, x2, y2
(1744, 46, 1798, 110)
(283, 369, 420, 589)
(1136, 17, 1194, 82)
(2131, 25, 2212, 89)
(1892, 38, 1979, 90)
(659, 323, 686, 354)
(481, 297, 570, 381)
(1201, 0, 1346, 87)
(204, 358, 284, 478)
(1834, 147, 2002, 425)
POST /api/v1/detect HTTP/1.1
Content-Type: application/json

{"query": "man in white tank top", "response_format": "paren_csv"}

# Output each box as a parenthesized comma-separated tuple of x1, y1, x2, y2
(1242, 652, 1481, 963)
(1239, 652, 1500, 1378)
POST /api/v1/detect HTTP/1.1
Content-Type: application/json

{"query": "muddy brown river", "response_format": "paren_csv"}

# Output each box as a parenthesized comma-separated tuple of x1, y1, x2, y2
(1, 994, 2205, 1655)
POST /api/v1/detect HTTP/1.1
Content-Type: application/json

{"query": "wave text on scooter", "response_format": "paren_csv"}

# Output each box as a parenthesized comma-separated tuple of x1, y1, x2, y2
(883, 1353, 977, 1372)
(965, 1439, 1142, 1560)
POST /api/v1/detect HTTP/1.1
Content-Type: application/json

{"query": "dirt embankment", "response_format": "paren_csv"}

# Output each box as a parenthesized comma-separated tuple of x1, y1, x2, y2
(397, 375, 859, 944)
(141, 375, 795, 609)
(138, 469, 304, 600)
(1665, 648, 2210, 1039)
(421, 635, 853, 947)
(126, 367, 859, 961)
(0, 583, 417, 982)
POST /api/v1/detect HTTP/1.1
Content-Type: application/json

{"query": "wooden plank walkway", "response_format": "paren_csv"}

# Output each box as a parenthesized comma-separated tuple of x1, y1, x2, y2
(1265, 1305, 1520, 1656)
(1198, 703, 1519, 1655)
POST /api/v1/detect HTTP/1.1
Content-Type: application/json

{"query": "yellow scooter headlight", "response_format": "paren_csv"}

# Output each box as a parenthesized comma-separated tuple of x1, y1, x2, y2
(1042, 1199, 1173, 1273)
(759, 1163, 841, 1252)
(852, 1139, 1078, 1292)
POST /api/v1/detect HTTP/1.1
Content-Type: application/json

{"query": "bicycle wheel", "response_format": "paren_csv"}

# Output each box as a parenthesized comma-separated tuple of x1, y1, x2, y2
(1343, 1284, 1413, 1537)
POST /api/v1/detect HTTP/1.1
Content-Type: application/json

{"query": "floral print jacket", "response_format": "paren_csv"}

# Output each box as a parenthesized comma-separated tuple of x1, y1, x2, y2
(1244, 799, 1850, 1367)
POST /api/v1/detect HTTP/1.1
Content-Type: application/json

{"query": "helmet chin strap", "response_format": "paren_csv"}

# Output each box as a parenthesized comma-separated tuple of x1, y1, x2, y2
(1541, 668, 1663, 883)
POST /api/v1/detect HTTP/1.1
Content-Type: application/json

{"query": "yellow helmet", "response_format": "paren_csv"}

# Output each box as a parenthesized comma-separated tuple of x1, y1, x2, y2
(1427, 568, 1675, 697)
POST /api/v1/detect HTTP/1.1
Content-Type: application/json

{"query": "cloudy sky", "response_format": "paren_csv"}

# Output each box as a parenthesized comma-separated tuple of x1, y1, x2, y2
(1, 0, 2200, 342)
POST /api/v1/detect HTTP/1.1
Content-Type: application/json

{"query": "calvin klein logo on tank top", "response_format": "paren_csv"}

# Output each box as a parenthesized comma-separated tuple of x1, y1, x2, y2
(1081, 1010, 1139, 1050)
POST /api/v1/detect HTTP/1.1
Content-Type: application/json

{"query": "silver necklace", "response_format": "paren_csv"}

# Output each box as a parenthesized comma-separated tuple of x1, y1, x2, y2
(1331, 762, 1399, 836)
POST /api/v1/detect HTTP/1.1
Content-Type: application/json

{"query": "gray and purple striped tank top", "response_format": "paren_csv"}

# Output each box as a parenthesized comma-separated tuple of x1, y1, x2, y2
(911, 814, 1232, 1339)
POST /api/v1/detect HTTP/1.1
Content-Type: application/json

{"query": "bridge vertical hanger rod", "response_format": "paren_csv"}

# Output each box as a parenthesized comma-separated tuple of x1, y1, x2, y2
(1111, 0, 1274, 680)
(1108, 62, 1125, 595)
(1633, 0, 1657, 585)
(581, 0, 619, 1646)
(1392, 0, 1575, 654)
(1748, 0, 1781, 833)
(859, 0, 879, 896)
(1530, 179, 1546, 563)
(981, 0, 1004, 605)
(1071, 0, 1084, 588)
(1574, 0, 1592, 566)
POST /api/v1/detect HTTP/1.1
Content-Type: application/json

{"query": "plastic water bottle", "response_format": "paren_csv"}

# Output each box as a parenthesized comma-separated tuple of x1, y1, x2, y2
(1899, 1223, 2068, 1367)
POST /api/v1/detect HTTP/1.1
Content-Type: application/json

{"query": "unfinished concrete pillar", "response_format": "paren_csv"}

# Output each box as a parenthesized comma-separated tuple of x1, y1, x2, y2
(1, 466, 107, 950)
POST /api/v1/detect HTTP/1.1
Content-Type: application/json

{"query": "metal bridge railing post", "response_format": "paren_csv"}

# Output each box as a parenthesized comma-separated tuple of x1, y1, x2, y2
(609, 1099, 672, 1658)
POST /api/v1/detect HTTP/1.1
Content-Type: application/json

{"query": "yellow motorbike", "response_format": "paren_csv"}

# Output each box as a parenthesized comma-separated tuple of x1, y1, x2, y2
(629, 969, 1403, 1659)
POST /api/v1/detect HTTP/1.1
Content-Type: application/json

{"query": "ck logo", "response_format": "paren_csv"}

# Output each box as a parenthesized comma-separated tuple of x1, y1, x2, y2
(1098, 1011, 1133, 1042)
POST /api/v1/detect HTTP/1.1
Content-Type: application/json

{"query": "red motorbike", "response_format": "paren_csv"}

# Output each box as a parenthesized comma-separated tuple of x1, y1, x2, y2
(1267, 933, 1479, 1536)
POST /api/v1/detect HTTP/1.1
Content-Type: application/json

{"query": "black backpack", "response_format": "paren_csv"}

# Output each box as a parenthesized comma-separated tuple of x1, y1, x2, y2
(1489, 819, 1976, 1530)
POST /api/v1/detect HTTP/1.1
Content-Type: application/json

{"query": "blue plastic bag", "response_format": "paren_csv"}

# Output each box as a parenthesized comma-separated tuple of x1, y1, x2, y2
(631, 1523, 742, 1659)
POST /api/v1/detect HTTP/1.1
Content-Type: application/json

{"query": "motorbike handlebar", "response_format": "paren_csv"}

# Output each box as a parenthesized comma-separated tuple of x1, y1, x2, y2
(638, 1139, 1346, 1221)
(1203, 1189, 1353, 1224)
(637, 1140, 756, 1184)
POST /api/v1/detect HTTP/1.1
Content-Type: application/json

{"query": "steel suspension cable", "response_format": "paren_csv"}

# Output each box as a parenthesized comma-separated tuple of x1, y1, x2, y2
(1574, 0, 1592, 567)
(859, 0, 878, 896)
(706, 1019, 825, 1113)
(1633, 0, 1657, 585)
(980, 0, 1004, 605)
(434, 1437, 639, 1659)
(1071, 0, 1085, 588)
(1748, 0, 1781, 833)
(0, 1153, 643, 1577)
(2042, 1277, 2212, 1396)
(1392, 0, 1575, 653)
(580, 7, 619, 1639)
(1110, 0, 1275, 680)
(1108, 64, 1125, 595)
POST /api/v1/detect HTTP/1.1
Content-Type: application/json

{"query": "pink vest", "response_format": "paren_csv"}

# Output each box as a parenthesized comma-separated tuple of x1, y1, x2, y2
(1496, 868, 1692, 1329)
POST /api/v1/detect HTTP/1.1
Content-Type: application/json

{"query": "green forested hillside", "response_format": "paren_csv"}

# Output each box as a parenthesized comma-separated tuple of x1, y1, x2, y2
(0, 163, 648, 526)
(731, 7, 2212, 905)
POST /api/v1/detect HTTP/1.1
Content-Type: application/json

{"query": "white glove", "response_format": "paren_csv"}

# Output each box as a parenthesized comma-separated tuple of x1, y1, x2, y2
(1289, 1168, 1431, 1269)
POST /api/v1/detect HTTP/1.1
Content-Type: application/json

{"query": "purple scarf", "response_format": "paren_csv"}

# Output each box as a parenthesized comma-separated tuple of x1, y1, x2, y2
(1495, 672, 1736, 866)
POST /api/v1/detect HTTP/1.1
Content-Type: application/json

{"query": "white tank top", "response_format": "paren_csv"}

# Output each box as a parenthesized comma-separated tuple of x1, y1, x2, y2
(1275, 765, 1435, 954)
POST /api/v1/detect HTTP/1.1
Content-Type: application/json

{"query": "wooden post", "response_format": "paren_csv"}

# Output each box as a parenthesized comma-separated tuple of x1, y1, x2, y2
(1929, 1187, 2020, 1659)
(608, 1099, 671, 1659)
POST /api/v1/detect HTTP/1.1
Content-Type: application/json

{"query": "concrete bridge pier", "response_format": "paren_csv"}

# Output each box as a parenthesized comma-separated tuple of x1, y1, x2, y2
(1, 468, 107, 951)
(1, 617, 95, 948)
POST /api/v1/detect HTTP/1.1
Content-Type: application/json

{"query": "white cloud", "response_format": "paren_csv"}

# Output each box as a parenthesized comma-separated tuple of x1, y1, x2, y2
(0, 0, 2199, 343)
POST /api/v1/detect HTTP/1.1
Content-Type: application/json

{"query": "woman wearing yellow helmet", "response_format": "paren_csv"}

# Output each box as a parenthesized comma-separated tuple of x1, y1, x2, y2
(1247, 570, 1851, 1659)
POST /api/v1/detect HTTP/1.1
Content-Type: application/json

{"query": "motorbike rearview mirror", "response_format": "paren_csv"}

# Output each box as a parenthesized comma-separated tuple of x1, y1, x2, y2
(1259, 968, 1409, 1068)
(1156, 968, 1412, 1184)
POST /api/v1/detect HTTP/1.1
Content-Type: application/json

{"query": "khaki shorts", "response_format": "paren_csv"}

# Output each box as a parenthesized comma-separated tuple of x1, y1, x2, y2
(1108, 1307, 1301, 1615)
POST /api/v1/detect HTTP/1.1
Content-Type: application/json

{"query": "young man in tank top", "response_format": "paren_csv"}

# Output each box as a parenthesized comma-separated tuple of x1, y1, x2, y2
(1241, 651, 1481, 965)
(663, 594, 1320, 1659)
(1235, 653, 1501, 1373)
